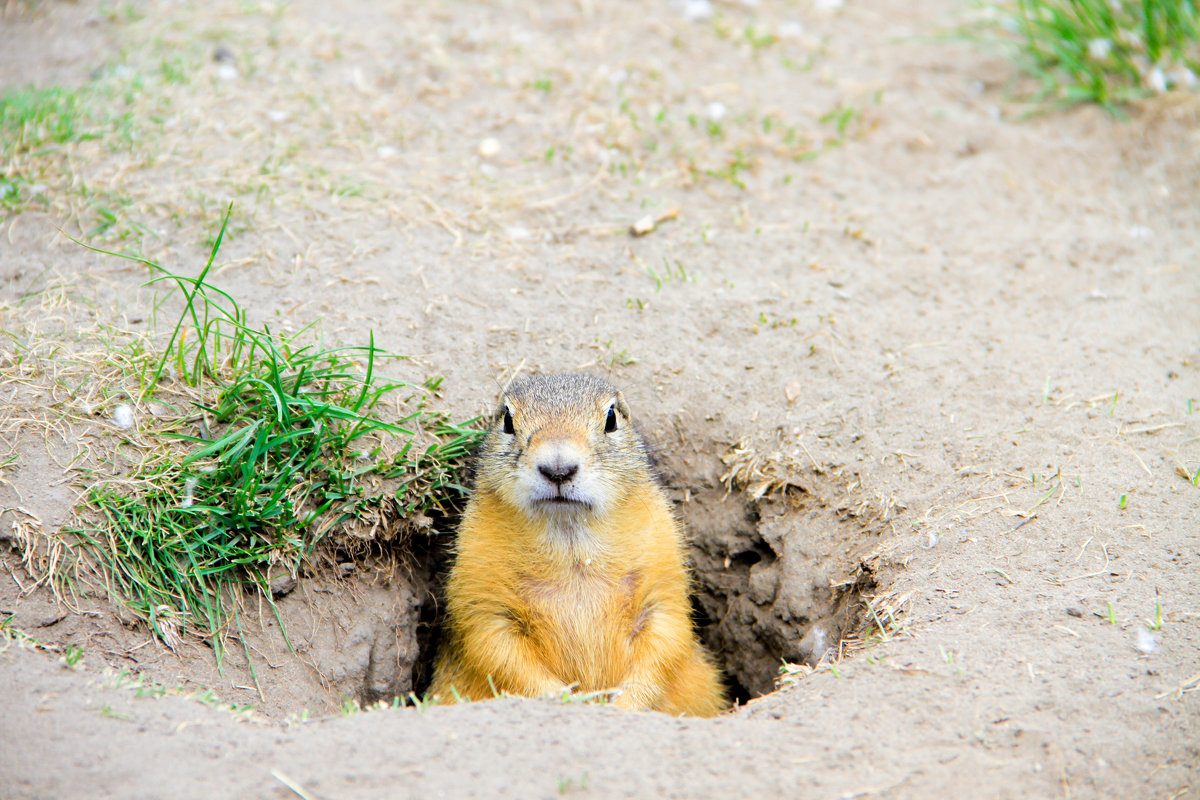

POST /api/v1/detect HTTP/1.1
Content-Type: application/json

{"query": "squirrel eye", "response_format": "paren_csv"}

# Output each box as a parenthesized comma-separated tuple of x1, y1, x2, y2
(502, 408, 515, 435)
(604, 405, 618, 434)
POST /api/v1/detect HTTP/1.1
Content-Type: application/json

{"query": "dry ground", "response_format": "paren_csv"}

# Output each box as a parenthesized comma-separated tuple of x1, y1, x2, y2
(1, 0, 1199, 797)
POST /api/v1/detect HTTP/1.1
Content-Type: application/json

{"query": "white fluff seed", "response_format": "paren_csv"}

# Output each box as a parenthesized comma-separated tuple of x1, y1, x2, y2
(112, 404, 136, 430)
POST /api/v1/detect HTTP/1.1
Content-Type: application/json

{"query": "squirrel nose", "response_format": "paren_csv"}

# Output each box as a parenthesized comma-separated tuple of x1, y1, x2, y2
(538, 460, 579, 485)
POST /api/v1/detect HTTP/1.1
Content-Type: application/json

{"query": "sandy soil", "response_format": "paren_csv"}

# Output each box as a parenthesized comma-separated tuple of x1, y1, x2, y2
(2, 0, 1199, 797)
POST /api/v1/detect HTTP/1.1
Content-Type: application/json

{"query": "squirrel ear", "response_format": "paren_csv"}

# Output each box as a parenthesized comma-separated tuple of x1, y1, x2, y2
(614, 393, 631, 421)
(502, 407, 515, 435)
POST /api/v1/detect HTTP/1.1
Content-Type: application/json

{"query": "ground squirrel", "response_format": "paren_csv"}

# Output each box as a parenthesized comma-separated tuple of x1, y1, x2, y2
(429, 373, 725, 717)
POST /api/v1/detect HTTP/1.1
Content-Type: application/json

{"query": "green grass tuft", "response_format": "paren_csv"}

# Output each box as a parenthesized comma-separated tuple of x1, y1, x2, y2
(67, 207, 484, 660)
(0, 86, 92, 153)
(0, 86, 96, 210)
(0, 74, 166, 234)
(985, 0, 1200, 110)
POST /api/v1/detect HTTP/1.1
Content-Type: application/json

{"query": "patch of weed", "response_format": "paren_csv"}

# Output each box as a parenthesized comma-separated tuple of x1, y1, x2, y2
(62, 644, 85, 668)
(705, 146, 755, 189)
(743, 23, 779, 51)
(0, 86, 92, 153)
(0, 86, 97, 211)
(86, 188, 159, 241)
(1145, 594, 1163, 631)
(406, 691, 442, 712)
(939, 644, 965, 675)
(778, 660, 813, 690)
(99, 705, 131, 720)
(819, 100, 863, 143)
(65, 208, 484, 662)
(980, 0, 1200, 110)
(645, 257, 693, 291)
(0, 615, 41, 649)
(0, 78, 162, 237)
(557, 772, 590, 794)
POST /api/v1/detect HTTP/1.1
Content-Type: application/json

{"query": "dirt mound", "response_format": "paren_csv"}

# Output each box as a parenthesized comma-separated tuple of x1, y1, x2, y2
(2, 433, 894, 717)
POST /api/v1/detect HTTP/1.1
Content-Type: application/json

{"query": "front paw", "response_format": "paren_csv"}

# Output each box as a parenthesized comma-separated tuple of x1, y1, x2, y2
(612, 690, 640, 710)
(535, 683, 576, 701)
(611, 681, 656, 711)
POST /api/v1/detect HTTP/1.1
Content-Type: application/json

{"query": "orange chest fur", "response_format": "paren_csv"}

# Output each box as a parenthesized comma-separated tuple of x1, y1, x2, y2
(512, 564, 647, 688)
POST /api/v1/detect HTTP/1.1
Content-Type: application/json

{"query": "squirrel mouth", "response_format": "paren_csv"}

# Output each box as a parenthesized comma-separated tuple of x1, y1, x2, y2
(540, 494, 591, 510)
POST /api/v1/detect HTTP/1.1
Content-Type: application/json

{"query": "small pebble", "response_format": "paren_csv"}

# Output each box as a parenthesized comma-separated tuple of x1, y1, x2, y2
(681, 0, 714, 21)
(1135, 628, 1158, 655)
(777, 21, 805, 39)
(1065, 607, 1084, 618)
(213, 45, 235, 63)
(270, 574, 298, 599)
(1087, 38, 1113, 60)
(1146, 67, 1167, 94)
(217, 64, 238, 81)
(706, 101, 727, 121)
(478, 137, 501, 158)
(1167, 68, 1197, 88)
(630, 215, 656, 236)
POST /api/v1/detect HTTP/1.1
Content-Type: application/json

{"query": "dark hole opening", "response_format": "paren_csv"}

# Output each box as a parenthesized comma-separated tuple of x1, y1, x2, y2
(728, 547, 765, 568)
(690, 594, 753, 706)
(409, 530, 454, 699)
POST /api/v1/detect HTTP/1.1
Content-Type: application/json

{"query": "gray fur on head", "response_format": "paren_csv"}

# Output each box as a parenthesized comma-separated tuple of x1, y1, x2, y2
(502, 373, 622, 415)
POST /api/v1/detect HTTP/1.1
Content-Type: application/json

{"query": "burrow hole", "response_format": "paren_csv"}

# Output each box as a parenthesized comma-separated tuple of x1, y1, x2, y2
(394, 473, 881, 709)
